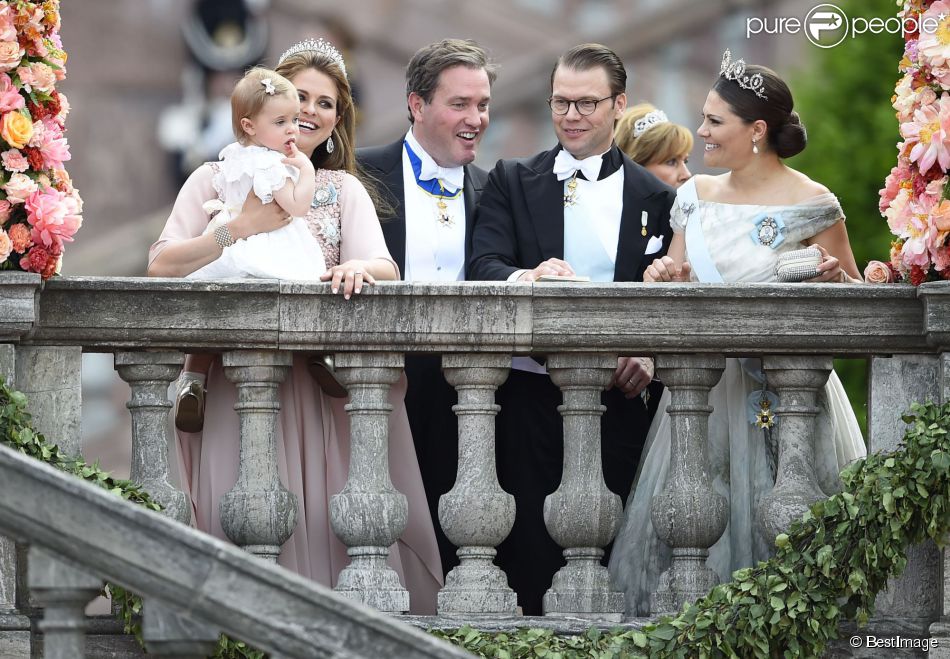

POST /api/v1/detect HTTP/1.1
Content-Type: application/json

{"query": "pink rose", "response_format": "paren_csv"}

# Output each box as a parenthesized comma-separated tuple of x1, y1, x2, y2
(0, 5, 14, 43)
(864, 260, 896, 284)
(1, 148, 27, 173)
(0, 72, 21, 113)
(4, 172, 37, 203)
(0, 199, 11, 224)
(0, 41, 23, 73)
(0, 228, 10, 264)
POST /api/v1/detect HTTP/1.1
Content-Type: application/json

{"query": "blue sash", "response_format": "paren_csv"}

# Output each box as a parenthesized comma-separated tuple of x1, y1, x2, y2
(680, 178, 723, 284)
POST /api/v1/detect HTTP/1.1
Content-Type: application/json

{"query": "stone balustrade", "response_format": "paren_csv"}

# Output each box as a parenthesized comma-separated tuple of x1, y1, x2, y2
(2, 274, 949, 656)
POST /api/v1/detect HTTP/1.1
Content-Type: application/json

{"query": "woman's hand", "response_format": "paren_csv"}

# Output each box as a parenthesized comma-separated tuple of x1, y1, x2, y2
(644, 256, 692, 283)
(320, 259, 376, 299)
(806, 244, 857, 283)
(228, 193, 292, 240)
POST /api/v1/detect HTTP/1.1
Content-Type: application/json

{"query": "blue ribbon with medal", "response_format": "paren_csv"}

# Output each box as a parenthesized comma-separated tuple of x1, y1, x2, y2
(404, 140, 461, 227)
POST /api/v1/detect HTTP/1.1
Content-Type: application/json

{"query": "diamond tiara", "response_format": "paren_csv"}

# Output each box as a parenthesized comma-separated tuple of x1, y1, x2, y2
(278, 37, 347, 79)
(633, 109, 669, 138)
(719, 49, 767, 100)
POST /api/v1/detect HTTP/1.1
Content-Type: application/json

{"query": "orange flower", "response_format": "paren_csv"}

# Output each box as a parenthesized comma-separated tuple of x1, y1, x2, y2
(8, 221, 29, 252)
(0, 110, 32, 149)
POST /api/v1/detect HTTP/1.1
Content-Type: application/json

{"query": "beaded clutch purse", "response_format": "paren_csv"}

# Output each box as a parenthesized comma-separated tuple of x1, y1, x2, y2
(775, 246, 822, 282)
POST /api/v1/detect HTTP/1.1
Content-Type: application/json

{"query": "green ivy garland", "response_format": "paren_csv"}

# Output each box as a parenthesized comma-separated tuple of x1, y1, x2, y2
(4, 380, 949, 658)
(434, 400, 950, 657)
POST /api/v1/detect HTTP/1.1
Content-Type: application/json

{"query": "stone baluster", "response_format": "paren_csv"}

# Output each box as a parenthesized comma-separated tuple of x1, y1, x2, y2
(114, 351, 190, 524)
(219, 351, 297, 562)
(542, 353, 624, 621)
(13, 345, 84, 638)
(330, 353, 409, 614)
(437, 354, 516, 615)
(755, 356, 832, 545)
(28, 546, 102, 659)
(651, 354, 727, 615)
(930, 352, 950, 659)
(868, 356, 942, 640)
(143, 600, 219, 658)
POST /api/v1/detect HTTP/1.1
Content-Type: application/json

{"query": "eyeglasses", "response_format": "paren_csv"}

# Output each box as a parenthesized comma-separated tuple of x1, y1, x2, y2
(548, 94, 618, 116)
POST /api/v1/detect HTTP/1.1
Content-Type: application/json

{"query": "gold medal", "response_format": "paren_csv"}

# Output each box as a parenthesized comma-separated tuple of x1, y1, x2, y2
(563, 173, 579, 207)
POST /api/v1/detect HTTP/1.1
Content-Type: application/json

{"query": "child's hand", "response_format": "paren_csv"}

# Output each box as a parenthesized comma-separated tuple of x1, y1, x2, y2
(282, 142, 314, 172)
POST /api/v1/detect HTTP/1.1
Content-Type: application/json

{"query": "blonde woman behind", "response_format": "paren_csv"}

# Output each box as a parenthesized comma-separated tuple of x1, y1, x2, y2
(615, 102, 692, 189)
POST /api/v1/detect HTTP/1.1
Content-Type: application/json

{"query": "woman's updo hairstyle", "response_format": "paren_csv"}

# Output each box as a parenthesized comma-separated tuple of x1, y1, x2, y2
(713, 62, 806, 159)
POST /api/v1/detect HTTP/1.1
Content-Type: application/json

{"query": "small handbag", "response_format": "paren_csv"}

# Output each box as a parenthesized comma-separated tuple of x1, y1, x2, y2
(306, 354, 348, 398)
(775, 246, 822, 282)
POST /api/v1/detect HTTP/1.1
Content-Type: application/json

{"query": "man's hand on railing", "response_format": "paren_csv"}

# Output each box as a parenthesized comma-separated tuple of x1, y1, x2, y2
(517, 258, 576, 282)
(612, 356, 654, 399)
(644, 256, 692, 283)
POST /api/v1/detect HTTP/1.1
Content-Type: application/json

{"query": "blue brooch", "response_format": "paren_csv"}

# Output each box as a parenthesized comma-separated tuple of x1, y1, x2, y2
(749, 213, 786, 248)
(311, 183, 338, 208)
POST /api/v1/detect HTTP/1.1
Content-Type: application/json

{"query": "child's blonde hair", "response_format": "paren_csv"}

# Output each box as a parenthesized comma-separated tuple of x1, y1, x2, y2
(231, 67, 297, 145)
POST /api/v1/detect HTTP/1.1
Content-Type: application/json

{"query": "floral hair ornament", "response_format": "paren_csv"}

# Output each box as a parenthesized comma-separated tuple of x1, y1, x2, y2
(720, 49, 768, 100)
(260, 78, 276, 95)
(278, 37, 347, 79)
(633, 109, 669, 138)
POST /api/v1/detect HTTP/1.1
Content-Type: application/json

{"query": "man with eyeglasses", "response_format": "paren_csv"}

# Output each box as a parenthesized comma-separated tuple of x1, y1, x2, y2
(468, 43, 675, 615)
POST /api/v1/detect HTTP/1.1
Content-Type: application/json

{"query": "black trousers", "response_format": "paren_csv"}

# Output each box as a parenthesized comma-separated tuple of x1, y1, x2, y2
(403, 354, 460, 577)
(493, 369, 662, 615)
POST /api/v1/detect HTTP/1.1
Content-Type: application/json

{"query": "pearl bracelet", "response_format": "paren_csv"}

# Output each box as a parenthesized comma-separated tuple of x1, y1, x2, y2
(213, 224, 235, 250)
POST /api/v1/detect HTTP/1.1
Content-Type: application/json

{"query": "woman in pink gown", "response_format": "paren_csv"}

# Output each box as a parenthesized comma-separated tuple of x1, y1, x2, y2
(147, 39, 442, 613)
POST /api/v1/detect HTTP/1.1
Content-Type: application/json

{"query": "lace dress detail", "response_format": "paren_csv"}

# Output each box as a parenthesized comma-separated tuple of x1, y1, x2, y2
(306, 169, 344, 267)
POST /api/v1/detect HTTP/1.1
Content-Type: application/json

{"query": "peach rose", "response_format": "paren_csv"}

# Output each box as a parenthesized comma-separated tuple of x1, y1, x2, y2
(4, 171, 37, 203)
(0, 228, 10, 264)
(864, 260, 896, 284)
(0, 110, 31, 149)
(935, 199, 950, 231)
(28, 62, 54, 93)
(0, 41, 23, 73)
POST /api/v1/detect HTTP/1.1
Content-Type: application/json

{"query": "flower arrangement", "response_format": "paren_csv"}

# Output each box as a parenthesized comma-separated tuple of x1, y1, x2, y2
(879, 0, 950, 284)
(0, 0, 79, 280)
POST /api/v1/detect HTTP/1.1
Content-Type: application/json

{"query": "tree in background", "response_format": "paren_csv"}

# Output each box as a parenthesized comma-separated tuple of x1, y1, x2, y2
(787, 0, 904, 434)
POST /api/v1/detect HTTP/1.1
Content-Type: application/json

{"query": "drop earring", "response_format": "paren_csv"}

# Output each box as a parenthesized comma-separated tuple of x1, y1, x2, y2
(326, 135, 335, 154)
(752, 138, 759, 155)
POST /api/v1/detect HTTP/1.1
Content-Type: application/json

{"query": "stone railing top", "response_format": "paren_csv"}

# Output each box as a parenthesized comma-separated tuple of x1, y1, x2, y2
(2, 275, 949, 355)
(0, 271, 41, 342)
(0, 443, 471, 659)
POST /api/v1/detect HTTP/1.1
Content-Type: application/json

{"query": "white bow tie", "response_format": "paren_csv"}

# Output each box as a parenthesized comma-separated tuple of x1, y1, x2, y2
(553, 150, 603, 182)
(419, 160, 465, 192)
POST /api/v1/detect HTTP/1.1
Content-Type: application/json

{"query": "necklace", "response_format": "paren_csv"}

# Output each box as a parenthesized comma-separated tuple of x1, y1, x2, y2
(563, 172, 579, 207)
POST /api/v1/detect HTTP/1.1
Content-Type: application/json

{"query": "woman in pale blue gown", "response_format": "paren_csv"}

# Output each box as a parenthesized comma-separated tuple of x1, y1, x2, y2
(607, 51, 867, 617)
